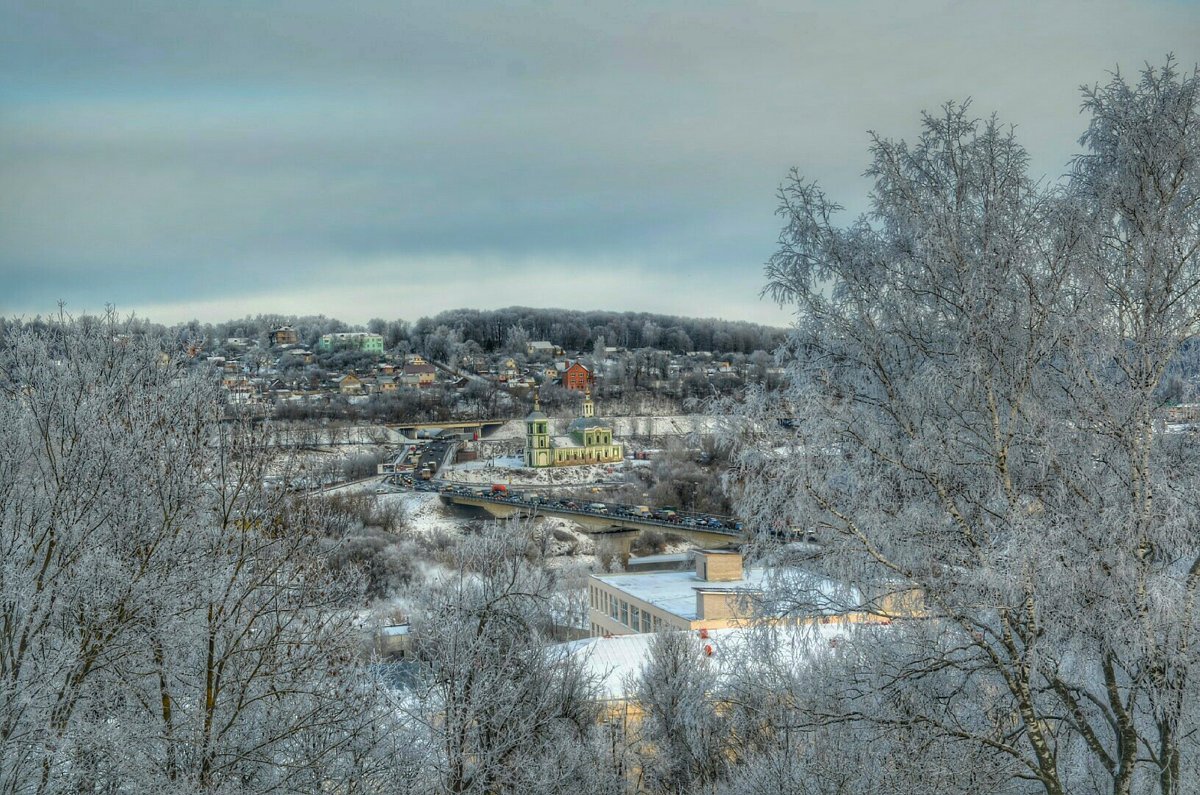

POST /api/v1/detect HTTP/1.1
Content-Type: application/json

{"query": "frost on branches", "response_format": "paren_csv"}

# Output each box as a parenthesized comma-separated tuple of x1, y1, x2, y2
(727, 62, 1200, 795)
(0, 314, 405, 794)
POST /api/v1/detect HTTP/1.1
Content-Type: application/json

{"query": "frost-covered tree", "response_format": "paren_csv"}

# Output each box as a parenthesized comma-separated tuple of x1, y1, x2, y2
(712, 626, 1017, 795)
(503, 324, 531, 357)
(730, 62, 1200, 795)
(633, 630, 728, 794)
(0, 311, 402, 794)
(401, 526, 616, 795)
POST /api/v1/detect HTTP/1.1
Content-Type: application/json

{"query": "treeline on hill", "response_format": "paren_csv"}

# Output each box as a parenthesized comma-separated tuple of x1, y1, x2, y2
(161, 306, 784, 358)
(406, 307, 785, 354)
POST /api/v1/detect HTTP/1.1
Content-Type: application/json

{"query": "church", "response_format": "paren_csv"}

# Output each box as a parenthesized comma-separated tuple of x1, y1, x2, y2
(524, 390, 624, 468)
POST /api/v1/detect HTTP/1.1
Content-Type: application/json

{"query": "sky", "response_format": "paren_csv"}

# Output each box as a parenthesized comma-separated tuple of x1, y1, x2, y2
(2, 1, 1198, 328)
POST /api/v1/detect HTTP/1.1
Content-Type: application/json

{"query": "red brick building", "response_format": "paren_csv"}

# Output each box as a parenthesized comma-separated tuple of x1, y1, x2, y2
(563, 362, 592, 391)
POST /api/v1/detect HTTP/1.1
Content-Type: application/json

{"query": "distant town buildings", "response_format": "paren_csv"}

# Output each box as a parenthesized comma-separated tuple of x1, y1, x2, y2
(281, 347, 315, 365)
(317, 332, 385, 354)
(269, 325, 300, 347)
(400, 363, 437, 388)
(335, 373, 366, 395)
(562, 361, 592, 391)
(212, 322, 780, 415)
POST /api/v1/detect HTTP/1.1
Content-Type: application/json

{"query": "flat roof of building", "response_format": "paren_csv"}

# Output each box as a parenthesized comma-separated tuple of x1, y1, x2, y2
(592, 568, 766, 620)
(556, 623, 863, 701)
(592, 567, 859, 621)
(626, 552, 691, 567)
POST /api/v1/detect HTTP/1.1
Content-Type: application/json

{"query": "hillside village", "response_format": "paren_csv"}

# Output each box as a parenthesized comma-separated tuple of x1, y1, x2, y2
(199, 320, 787, 421)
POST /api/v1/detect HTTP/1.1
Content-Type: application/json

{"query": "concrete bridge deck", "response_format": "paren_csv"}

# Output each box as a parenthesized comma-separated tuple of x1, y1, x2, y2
(439, 489, 743, 547)
(385, 419, 510, 437)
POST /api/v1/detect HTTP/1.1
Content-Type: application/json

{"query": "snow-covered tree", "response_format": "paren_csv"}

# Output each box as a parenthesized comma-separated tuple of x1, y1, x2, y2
(730, 61, 1200, 795)
(0, 311, 401, 793)
(401, 526, 616, 795)
(633, 630, 728, 794)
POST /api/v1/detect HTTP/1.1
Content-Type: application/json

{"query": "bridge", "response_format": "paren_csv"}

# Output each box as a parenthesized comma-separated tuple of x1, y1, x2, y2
(438, 487, 743, 548)
(385, 419, 510, 438)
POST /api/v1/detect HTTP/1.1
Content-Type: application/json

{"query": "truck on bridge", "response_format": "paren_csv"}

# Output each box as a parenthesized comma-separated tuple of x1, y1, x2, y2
(436, 481, 743, 537)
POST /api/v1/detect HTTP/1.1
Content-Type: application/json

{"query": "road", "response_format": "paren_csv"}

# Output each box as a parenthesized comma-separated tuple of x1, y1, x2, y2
(379, 446, 757, 540)
(434, 481, 743, 537)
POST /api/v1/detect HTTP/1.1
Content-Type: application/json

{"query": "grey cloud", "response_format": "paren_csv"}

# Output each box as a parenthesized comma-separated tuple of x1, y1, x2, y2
(1, 1, 1197, 321)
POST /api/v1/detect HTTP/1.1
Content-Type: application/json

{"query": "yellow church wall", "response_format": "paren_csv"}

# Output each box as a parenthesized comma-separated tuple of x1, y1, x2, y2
(551, 443, 623, 467)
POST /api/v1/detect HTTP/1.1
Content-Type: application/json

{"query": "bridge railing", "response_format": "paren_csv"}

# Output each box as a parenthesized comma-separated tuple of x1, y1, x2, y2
(439, 488, 741, 537)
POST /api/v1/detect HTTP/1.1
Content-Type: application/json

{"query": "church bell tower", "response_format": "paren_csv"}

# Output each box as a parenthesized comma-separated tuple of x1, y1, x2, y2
(524, 390, 551, 467)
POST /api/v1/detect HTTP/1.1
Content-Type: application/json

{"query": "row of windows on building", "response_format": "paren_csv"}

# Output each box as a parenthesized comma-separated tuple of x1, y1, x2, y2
(590, 585, 667, 634)
(562, 448, 617, 462)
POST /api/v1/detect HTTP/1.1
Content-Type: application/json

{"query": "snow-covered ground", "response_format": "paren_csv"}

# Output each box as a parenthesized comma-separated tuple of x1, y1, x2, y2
(449, 454, 527, 470)
(372, 491, 583, 543)
(265, 423, 410, 446)
(311, 476, 392, 497)
(385, 491, 464, 537)
(485, 414, 721, 441)
(264, 444, 392, 484)
(440, 458, 623, 487)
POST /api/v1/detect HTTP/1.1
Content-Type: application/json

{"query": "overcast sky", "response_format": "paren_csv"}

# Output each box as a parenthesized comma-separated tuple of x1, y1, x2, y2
(2, 1, 1198, 327)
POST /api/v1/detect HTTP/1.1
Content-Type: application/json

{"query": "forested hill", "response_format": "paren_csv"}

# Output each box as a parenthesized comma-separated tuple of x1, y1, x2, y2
(409, 307, 786, 354)
(158, 306, 787, 356)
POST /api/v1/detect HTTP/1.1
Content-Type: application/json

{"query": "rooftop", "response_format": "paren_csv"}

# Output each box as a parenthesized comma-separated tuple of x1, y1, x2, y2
(555, 623, 859, 701)
(567, 416, 610, 433)
(627, 552, 691, 568)
(593, 566, 858, 621)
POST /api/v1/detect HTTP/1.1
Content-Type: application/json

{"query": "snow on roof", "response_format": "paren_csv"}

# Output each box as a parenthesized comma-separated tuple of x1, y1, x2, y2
(593, 568, 766, 620)
(379, 624, 411, 637)
(567, 417, 611, 433)
(555, 623, 860, 701)
(593, 567, 857, 621)
(627, 553, 691, 567)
